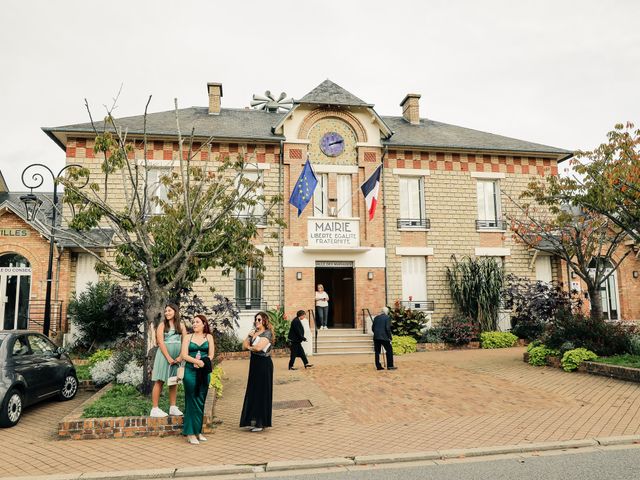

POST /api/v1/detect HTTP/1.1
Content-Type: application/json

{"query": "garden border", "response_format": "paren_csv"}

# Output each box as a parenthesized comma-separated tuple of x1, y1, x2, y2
(522, 352, 640, 383)
(58, 383, 218, 440)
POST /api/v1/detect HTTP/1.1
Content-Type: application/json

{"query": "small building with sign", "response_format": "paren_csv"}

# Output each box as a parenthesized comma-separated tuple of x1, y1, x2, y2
(7, 80, 638, 342)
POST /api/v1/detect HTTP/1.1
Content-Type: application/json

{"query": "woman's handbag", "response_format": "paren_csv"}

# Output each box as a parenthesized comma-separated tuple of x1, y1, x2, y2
(167, 362, 185, 386)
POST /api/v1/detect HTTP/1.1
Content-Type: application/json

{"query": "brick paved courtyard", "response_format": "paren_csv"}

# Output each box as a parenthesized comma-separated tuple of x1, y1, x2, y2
(1, 347, 640, 477)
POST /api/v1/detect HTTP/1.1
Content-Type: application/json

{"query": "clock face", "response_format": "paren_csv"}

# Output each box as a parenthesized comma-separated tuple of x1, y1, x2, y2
(308, 117, 357, 165)
(320, 132, 345, 157)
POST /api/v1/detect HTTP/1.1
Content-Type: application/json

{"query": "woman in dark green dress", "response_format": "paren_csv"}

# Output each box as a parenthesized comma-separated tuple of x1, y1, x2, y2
(180, 314, 214, 445)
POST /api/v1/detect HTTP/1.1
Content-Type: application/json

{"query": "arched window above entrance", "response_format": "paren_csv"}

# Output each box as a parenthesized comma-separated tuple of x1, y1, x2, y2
(0, 253, 30, 268)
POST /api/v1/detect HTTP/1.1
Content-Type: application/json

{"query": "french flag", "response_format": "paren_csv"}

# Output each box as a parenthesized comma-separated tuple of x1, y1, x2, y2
(360, 165, 382, 221)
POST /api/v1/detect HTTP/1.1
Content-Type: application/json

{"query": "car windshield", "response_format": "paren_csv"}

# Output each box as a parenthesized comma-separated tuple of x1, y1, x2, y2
(0, 333, 6, 348)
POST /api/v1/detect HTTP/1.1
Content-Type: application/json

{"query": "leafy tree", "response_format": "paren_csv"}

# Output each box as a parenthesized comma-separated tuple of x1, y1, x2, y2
(568, 123, 640, 243)
(57, 96, 283, 391)
(506, 181, 631, 322)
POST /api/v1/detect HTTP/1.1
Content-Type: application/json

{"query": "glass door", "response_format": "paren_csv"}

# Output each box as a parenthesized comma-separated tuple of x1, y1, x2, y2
(0, 254, 32, 330)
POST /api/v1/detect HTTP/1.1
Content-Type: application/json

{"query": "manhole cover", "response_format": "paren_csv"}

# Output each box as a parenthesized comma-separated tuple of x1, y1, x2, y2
(273, 399, 313, 410)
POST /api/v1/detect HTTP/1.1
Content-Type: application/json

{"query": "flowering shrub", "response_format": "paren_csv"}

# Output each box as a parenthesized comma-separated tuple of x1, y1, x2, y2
(90, 357, 116, 385)
(116, 361, 143, 387)
(561, 348, 598, 372)
(391, 336, 417, 355)
(389, 300, 428, 340)
(440, 314, 477, 345)
(480, 331, 518, 349)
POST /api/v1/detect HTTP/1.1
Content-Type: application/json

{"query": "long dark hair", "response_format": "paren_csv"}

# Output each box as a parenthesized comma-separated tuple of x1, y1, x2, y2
(164, 303, 183, 334)
(255, 311, 275, 344)
(194, 314, 211, 335)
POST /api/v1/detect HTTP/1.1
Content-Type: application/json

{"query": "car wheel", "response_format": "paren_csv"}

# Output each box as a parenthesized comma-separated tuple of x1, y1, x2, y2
(58, 375, 78, 401)
(0, 388, 23, 428)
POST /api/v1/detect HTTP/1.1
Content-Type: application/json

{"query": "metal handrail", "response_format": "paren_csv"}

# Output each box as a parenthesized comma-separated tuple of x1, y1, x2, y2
(361, 308, 374, 334)
(307, 309, 317, 354)
(27, 300, 64, 334)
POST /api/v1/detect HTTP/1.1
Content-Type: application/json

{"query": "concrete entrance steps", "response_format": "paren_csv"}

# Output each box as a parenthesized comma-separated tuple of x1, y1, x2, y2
(314, 328, 374, 355)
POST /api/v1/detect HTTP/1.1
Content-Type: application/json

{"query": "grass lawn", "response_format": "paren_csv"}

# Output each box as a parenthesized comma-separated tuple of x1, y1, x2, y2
(82, 384, 186, 418)
(593, 354, 640, 369)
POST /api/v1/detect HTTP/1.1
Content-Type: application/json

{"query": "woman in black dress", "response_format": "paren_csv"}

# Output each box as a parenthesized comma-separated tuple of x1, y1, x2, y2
(239, 311, 274, 432)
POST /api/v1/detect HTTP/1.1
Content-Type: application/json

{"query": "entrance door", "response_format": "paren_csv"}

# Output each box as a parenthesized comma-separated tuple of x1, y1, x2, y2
(0, 254, 32, 330)
(315, 263, 355, 328)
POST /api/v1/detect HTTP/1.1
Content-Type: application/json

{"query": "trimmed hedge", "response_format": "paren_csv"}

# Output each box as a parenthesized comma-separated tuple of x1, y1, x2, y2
(391, 336, 417, 355)
(480, 331, 518, 349)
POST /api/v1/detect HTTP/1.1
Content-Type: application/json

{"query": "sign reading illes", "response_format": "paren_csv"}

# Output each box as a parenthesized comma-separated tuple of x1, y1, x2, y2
(308, 219, 359, 248)
(0, 229, 29, 237)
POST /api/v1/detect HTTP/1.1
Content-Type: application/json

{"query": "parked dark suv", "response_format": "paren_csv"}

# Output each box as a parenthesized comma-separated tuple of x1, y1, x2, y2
(0, 331, 78, 427)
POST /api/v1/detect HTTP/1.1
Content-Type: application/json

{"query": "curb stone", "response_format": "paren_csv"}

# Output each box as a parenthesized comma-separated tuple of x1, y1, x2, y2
(354, 451, 440, 465)
(265, 457, 355, 472)
(7, 436, 640, 480)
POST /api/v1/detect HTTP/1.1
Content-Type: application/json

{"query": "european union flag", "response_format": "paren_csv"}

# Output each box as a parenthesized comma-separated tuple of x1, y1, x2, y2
(289, 159, 318, 217)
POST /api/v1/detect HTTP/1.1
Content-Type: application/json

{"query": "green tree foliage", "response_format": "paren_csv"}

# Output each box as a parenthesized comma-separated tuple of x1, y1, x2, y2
(446, 256, 504, 332)
(58, 97, 284, 391)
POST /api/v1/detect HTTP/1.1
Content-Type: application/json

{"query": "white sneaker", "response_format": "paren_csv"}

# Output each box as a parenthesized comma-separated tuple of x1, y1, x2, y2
(150, 407, 168, 418)
(197, 434, 207, 441)
(251, 427, 263, 432)
(187, 435, 200, 445)
(169, 406, 183, 416)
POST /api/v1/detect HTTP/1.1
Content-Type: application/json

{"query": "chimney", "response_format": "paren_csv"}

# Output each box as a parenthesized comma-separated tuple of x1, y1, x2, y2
(400, 93, 421, 125)
(207, 82, 223, 114)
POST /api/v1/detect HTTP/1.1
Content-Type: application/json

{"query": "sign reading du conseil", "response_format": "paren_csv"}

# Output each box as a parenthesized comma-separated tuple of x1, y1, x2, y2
(308, 218, 359, 247)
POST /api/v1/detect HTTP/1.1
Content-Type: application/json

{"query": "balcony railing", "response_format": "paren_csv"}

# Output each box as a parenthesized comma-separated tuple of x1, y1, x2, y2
(237, 213, 267, 226)
(476, 219, 507, 230)
(397, 218, 431, 229)
(235, 298, 267, 311)
(400, 300, 435, 312)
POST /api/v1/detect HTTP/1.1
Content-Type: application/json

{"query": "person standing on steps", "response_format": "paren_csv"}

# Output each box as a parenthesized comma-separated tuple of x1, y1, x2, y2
(372, 307, 397, 371)
(288, 310, 313, 370)
(315, 284, 330, 330)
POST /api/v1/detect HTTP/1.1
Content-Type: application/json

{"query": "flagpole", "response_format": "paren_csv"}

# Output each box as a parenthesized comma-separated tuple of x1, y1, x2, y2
(380, 146, 389, 306)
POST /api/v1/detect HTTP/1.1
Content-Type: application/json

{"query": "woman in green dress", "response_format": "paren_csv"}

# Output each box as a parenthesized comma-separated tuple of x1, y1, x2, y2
(181, 314, 214, 445)
(150, 303, 184, 418)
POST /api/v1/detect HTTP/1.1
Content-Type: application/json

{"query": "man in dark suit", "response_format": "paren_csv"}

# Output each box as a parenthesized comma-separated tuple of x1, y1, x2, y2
(288, 310, 313, 370)
(372, 307, 397, 370)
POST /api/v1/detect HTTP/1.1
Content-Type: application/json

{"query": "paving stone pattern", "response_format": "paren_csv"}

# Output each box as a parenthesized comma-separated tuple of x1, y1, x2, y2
(1, 348, 640, 477)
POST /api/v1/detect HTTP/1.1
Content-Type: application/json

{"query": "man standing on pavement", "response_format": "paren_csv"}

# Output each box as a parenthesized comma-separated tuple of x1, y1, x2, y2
(288, 310, 313, 370)
(372, 307, 397, 370)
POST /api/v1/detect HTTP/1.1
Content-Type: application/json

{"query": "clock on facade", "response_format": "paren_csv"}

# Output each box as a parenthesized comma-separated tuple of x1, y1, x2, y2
(320, 132, 345, 157)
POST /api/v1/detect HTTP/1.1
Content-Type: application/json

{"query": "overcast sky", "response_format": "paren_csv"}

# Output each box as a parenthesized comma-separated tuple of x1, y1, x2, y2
(1, 0, 638, 190)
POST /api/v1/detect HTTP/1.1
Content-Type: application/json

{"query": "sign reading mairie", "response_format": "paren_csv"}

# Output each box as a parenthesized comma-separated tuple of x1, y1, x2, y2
(0, 229, 28, 237)
(308, 219, 359, 247)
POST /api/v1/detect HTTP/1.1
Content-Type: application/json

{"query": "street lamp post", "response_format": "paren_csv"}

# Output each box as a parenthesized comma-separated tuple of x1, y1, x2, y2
(20, 163, 83, 337)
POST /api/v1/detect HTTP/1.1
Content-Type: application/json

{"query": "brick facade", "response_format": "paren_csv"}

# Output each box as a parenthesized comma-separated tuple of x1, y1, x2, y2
(28, 80, 638, 338)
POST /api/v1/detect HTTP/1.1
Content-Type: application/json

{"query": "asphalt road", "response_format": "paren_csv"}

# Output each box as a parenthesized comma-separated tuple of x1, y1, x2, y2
(178, 446, 640, 480)
(263, 447, 640, 480)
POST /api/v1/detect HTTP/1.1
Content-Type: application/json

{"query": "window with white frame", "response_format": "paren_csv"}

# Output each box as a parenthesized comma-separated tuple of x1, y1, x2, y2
(235, 266, 262, 310)
(399, 176, 426, 228)
(313, 173, 329, 217)
(146, 167, 171, 216)
(535, 255, 553, 283)
(336, 174, 352, 217)
(476, 180, 502, 228)
(401, 256, 430, 310)
(236, 170, 265, 222)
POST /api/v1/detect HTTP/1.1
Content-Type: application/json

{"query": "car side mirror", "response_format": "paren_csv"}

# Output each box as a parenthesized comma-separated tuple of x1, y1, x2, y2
(56, 346, 66, 355)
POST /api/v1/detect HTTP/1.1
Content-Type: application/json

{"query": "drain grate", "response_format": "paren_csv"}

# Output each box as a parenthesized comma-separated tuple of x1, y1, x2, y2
(273, 399, 313, 410)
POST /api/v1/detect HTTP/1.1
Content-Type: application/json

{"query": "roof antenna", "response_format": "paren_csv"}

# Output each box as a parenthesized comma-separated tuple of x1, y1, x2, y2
(250, 91, 293, 113)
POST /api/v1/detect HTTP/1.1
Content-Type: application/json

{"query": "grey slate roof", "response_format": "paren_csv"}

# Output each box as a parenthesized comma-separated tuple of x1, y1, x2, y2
(382, 117, 571, 156)
(296, 79, 372, 107)
(43, 107, 285, 148)
(0, 192, 113, 248)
